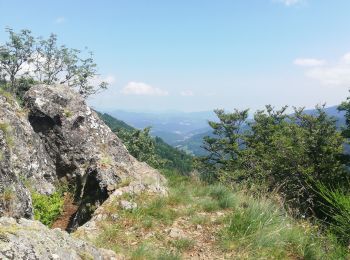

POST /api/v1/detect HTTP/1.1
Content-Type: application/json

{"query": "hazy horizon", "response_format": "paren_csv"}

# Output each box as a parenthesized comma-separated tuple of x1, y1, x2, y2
(96, 103, 341, 115)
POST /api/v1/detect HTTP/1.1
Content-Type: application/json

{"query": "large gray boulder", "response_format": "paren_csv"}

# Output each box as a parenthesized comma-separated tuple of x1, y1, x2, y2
(0, 217, 119, 260)
(0, 93, 56, 219)
(0, 85, 167, 258)
(24, 84, 166, 230)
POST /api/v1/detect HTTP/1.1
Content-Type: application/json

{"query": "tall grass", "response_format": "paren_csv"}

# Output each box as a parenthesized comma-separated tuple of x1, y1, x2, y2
(163, 170, 348, 258)
(316, 181, 350, 245)
(219, 193, 347, 259)
(91, 170, 348, 259)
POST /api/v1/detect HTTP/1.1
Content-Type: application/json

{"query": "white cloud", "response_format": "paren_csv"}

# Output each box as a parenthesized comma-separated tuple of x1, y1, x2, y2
(121, 82, 169, 96)
(294, 58, 326, 67)
(275, 0, 304, 6)
(296, 52, 350, 86)
(180, 90, 194, 96)
(55, 17, 66, 24)
(342, 53, 350, 64)
(306, 66, 350, 86)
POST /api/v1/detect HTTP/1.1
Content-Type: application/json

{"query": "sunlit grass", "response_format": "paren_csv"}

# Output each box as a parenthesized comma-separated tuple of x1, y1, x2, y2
(88, 169, 348, 259)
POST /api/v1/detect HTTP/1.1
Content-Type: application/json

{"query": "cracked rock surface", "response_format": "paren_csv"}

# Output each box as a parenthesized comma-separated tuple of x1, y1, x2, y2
(0, 217, 119, 260)
(0, 93, 56, 219)
(24, 84, 166, 229)
(0, 84, 167, 258)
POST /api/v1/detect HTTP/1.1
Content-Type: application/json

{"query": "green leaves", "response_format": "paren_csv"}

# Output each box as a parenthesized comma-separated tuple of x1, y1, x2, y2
(201, 109, 249, 174)
(201, 105, 346, 217)
(116, 127, 165, 168)
(31, 190, 64, 227)
(0, 28, 35, 93)
(0, 28, 108, 98)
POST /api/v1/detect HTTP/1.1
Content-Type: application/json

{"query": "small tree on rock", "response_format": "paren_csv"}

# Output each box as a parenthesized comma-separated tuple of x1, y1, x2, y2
(0, 28, 107, 98)
(0, 28, 34, 93)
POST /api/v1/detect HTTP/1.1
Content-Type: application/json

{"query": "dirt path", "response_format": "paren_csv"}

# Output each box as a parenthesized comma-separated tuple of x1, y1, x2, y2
(52, 193, 78, 230)
(171, 212, 233, 260)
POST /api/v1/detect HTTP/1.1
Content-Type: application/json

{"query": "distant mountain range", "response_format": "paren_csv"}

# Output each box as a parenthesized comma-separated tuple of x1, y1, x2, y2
(104, 106, 345, 156)
(107, 110, 216, 145)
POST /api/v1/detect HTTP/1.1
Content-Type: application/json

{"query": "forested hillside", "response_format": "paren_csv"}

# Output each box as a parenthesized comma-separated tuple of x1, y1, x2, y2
(98, 112, 193, 173)
(97, 112, 134, 132)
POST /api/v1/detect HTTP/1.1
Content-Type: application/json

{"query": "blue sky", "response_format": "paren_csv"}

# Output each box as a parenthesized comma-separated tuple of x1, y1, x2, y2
(1, 0, 350, 112)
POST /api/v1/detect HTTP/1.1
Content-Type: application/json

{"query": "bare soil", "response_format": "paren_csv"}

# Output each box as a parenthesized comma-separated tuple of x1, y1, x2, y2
(52, 193, 78, 230)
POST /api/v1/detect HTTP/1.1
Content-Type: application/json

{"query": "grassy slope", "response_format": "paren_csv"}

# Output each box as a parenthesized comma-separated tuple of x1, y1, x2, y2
(80, 171, 346, 259)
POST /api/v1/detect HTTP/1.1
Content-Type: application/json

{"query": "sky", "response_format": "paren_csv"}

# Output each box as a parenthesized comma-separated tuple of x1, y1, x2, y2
(1, 0, 350, 112)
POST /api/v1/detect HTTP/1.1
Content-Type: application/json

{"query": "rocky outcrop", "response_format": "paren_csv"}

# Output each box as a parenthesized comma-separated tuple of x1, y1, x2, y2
(0, 217, 119, 260)
(0, 84, 167, 258)
(23, 84, 166, 230)
(76, 167, 168, 239)
(0, 92, 56, 219)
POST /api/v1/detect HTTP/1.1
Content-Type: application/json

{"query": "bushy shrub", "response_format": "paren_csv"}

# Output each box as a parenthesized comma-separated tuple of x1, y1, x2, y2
(31, 190, 64, 227)
(200, 106, 347, 217)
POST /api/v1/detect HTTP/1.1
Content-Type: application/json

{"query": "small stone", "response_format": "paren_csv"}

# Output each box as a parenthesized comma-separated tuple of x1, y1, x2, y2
(95, 214, 107, 221)
(168, 227, 185, 239)
(145, 232, 154, 239)
(119, 200, 137, 210)
(110, 214, 119, 221)
(216, 212, 225, 217)
(107, 184, 115, 191)
(196, 224, 203, 230)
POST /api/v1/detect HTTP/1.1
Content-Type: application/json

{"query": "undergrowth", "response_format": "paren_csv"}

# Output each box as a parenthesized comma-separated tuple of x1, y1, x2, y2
(31, 187, 66, 227)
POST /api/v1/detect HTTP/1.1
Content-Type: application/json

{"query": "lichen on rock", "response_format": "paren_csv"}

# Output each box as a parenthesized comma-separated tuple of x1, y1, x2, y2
(23, 84, 166, 230)
(0, 217, 119, 260)
(0, 91, 56, 219)
(0, 84, 167, 258)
